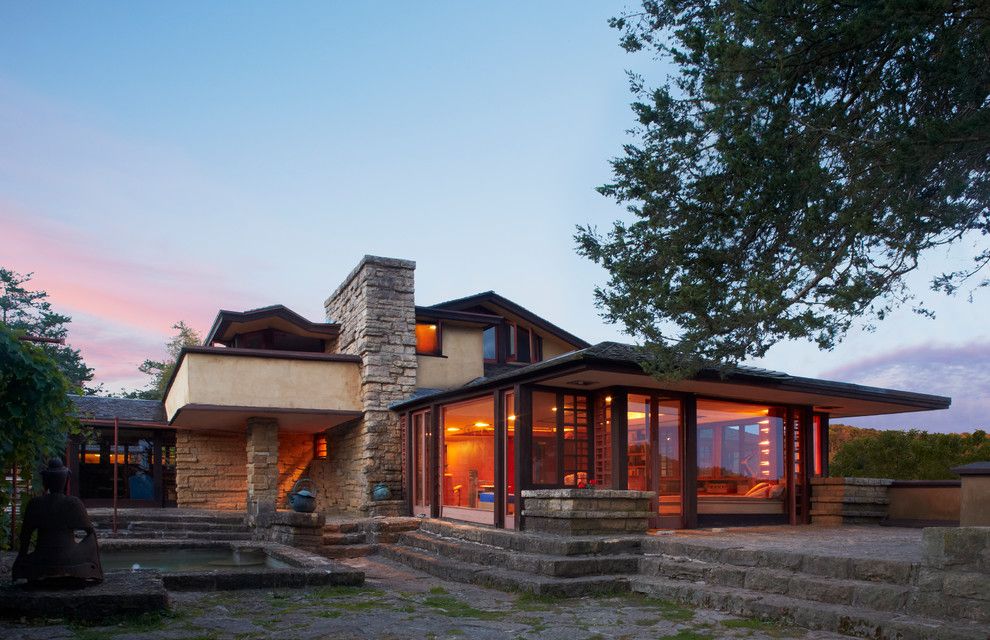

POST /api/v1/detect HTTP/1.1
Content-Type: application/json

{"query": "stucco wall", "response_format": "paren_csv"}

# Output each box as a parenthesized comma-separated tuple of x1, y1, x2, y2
(175, 430, 247, 510)
(541, 334, 576, 359)
(417, 324, 484, 389)
(179, 353, 361, 414)
(888, 484, 961, 523)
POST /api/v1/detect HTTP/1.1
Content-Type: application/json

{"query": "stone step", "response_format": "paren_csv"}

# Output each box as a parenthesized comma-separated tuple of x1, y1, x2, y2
(124, 521, 249, 533)
(322, 532, 368, 546)
(98, 530, 253, 541)
(629, 576, 989, 640)
(89, 512, 246, 526)
(380, 544, 629, 598)
(316, 543, 378, 559)
(418, 518, 644, 556)
(323, 520, 366, 534)
(639, 556, 913, 612)
(400, 530, 640, 578)
(640, 537, 917, 585)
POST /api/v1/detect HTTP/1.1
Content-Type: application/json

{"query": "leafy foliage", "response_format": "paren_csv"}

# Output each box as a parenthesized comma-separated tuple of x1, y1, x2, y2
(830, 424, 990, 480)
(0, 324, 79, 547)
(119, 321, 201, 400)
(577, 1, 990, 376)
(0, 268, 96, 392)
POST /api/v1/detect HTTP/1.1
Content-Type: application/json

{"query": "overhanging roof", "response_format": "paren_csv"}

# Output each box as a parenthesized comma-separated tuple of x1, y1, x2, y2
(426, 291, 591, 349)
(205, 305, 339, 345)
(70, 395, 168, 426)
(391, 341, 951, 419)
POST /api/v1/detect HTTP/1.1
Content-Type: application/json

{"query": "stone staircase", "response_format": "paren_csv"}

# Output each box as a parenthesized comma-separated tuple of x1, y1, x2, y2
(380, 519, 641, 597)
(90, 509, 251, 541)
(631, 535, 989, 640)
(319, 516, 421, 559)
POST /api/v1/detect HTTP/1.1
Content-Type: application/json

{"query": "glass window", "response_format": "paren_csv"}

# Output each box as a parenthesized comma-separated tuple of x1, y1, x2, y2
(412, 410, 431, 513)
(627, 395, 650, 491)
(483, 326, 497, 360)
(594, 394, 612, 487)
(314, 434, 328, 459)
(416, 323, 441, 355)
(516, 327, 531, 363)
(533, 335, 543, 362)
(532, 391, 558, 485)
(504, 391, 515, 518)
(696, 400, 785, 515)
(442, 397, 495, 522)
(658, 399, 681, 516)
(561, 394, 590, 486)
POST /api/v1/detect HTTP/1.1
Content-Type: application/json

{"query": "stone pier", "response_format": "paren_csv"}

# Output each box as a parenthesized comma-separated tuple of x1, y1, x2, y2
(246, 416, 279, 525)
(520, 488, 653, 535)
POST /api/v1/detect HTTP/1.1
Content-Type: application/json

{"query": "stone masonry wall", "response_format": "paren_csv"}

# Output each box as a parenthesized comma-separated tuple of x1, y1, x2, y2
(277, 431, 313, 509)
(309, 419, 364, 513)
(810, 477, 892, 525)
(246, 417, 279, 522)
(324, 256, 417, 515)
(175, 430, 247, 511)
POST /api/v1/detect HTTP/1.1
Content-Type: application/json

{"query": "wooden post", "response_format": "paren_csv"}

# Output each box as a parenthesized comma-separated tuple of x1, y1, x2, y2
(682, 395, 698, 529)
(494, 390, 505, 529)
(9, 462, 17, 550)
(112, 416, 119, 535)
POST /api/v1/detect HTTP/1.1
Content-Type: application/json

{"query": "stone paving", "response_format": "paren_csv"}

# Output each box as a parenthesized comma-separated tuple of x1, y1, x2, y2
(0, 556, 854, 640)
(658, 525, 924, 563)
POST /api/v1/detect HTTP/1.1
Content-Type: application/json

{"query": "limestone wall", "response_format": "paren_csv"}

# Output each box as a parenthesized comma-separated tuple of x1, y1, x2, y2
(277, 431, 314, 509)
(175, 430, 247, 510)
(809, 477, 891, 525)
(324, 256, 418, 515)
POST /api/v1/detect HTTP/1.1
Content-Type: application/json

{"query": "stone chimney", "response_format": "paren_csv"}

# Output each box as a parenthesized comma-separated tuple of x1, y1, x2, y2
(323, 256, 417, 514)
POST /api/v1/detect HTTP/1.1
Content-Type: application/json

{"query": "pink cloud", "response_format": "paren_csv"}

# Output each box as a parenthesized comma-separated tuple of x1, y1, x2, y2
(818, 342, 990, 434)
(1, 202, 259, 388)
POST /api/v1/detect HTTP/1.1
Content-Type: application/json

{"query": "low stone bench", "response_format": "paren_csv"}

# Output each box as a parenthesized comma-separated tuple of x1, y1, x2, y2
(521, 489, 653, 535)
(264, 510, 325, 549)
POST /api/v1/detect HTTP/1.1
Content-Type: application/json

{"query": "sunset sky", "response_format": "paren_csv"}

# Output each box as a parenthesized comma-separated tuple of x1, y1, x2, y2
(2, 2, 987, 433)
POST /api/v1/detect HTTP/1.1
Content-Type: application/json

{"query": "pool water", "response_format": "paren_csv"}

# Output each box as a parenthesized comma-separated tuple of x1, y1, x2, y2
(101, 548, 291, 572)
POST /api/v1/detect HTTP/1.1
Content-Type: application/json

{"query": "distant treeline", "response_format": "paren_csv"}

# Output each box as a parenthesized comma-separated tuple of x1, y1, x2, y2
(828, 424, 989, 480)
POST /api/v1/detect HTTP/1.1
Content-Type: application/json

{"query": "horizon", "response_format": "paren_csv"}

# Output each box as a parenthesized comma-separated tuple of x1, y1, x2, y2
(2, 2, 988, 434)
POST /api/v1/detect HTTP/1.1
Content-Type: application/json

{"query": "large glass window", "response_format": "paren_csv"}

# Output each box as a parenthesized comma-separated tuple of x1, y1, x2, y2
(696, 400, 785, 516)
(594, 394, 612, 487)
(627, 395, 650, 491)
(658, 399, 682, 517)
(415, 323, 441, 355)
(442, 396, 495, 524)
(412, 410, 431, 515)
(503, 391, 516, 522)
(76, 428, 174, 505)
(532, 391, 558, 485)
(562, 394, 590, 486)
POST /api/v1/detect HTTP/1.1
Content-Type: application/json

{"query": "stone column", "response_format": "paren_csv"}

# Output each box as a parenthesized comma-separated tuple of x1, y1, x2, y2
(246, 417, 279, 526)
(325, 256, 418, 515)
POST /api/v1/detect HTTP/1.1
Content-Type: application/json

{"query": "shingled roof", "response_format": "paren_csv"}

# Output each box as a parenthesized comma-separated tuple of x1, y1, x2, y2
(70, 395, 167, 424)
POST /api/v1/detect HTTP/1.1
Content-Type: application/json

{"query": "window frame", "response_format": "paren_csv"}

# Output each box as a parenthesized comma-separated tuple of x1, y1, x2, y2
(415, 321, 443, 356)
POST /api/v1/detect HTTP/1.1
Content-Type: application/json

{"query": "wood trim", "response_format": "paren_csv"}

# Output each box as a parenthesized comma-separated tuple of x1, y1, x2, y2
(429, 404, 440, 519)
(515, 384, 531, 529)
(819, 413, 830, 477)
(800, 406, 814, 524)
(612, 392, 628, 491)
(494, 390, 506, 529)
(403, 412, 413, 518)
(682, 395, 698, 529)
(785, 408, 796, 526)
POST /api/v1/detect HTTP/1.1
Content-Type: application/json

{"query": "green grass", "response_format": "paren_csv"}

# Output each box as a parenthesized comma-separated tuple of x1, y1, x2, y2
(421, 594, 501, 620)
(71, 609, 181, 639)
(428, 586, 448, 595)
(661, 630, 714, 640)
(625, 593, 695, 622)
(722, 617, 807, 637)
(514, 591, 565, 611)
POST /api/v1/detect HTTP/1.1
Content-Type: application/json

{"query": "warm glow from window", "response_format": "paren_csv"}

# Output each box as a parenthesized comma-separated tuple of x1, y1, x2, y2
(473, 421, 490, 428)
(415, 323, 440, 355)
(627, 411, 646, 420)
(446, 426, 460, 432)
(507, 414, 516, 421)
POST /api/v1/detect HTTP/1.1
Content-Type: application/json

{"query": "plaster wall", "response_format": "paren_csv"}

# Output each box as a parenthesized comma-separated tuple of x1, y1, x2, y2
(887, 485, 961, 523)
(417, 324, 484, 389)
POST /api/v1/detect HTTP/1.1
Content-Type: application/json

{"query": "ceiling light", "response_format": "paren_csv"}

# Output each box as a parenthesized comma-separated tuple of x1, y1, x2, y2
(474, 421, 490, 428)
(508, 414, 516, 421)
(446, 427, 460, 432)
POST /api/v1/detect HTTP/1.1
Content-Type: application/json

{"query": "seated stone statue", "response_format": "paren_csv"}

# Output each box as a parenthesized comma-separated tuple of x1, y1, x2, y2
(11, 458, 103, 585)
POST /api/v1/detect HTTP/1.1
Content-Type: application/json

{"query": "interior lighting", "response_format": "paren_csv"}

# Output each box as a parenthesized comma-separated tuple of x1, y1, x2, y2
(759, 440, 770, 446)
(760, 461, 770, 466)
(446, 427, 460, 432)
(474, 421, 490, 428)
(508, 414, 516, 421)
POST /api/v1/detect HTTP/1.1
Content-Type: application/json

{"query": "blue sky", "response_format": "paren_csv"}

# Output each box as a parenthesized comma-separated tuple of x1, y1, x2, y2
(1, 2, 987, 433)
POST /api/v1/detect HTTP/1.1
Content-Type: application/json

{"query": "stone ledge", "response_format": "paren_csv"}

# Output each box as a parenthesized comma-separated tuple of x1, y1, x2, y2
(270, 510, 326, 529)
(0, 572, 168, 621)
(522, 509, 650, 520)
(810, 477, 894, 487)
(521, 489, 654, 499)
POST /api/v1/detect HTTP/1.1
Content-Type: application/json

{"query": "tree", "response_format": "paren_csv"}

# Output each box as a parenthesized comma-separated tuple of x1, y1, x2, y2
(829, 425, 990, 480)
(0, 324, 79, 547)
(577, 1, 989, 376)
(0, 268, 96, 392)
(121, 321, 201, 400)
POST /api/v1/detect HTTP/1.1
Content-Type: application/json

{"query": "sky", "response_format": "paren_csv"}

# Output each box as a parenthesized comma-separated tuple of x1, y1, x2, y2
(1, 2, 987, 434)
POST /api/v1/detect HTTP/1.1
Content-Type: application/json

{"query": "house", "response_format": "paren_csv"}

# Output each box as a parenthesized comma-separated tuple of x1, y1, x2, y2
(68, 255, 951, 530)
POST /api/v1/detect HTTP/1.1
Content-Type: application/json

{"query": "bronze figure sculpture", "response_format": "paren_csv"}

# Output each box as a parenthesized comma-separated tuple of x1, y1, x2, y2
(11, 458, 103, 586)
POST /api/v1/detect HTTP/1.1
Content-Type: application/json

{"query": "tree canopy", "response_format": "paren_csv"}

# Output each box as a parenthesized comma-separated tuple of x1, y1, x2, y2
(577, 0, 989, 376)
(0, 268, 96, 392)
(829, 425, 990, 480)
(120, 321, 202, 400)
(0, 324, 79, 543)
